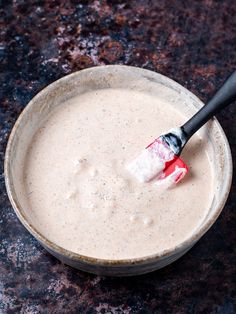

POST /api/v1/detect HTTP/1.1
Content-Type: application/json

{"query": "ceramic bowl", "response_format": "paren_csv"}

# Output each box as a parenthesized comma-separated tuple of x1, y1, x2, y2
(4, 65, 232, 276)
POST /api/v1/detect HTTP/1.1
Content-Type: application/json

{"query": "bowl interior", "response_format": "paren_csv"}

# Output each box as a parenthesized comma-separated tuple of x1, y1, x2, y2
(5, 65, 232, 264)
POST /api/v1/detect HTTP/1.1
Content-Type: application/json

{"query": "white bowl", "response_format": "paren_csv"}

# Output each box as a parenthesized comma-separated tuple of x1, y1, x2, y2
(4, 65, 233, 276)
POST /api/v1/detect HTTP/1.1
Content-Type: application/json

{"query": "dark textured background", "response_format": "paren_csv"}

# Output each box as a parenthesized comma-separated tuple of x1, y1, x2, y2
(0, 1, 236, 313)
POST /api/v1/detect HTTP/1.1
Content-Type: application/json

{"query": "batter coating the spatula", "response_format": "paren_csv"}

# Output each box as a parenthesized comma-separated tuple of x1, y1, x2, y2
(23, 88, 213, 259)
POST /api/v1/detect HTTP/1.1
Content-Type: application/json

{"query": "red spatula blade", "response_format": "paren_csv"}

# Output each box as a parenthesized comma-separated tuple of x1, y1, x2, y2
(127, 137, 188, 186)
(156, 157, 188, 187)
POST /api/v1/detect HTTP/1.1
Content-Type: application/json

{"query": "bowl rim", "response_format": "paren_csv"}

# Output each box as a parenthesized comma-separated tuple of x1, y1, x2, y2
(4, 65, 233, 266)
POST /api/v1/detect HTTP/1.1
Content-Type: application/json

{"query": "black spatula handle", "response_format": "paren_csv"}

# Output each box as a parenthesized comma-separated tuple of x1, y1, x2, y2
(181, 70, 236, 142)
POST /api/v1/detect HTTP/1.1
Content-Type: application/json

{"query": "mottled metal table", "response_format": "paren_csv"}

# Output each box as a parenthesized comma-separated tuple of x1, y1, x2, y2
(0, 1, 235, 313)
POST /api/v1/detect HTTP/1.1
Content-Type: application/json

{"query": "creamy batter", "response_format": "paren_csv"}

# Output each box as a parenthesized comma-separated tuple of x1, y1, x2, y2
(24, 88, 213, 259)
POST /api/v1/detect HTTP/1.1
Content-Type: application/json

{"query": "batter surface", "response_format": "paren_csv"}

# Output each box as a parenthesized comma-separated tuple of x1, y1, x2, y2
(24, 88, 213, 259)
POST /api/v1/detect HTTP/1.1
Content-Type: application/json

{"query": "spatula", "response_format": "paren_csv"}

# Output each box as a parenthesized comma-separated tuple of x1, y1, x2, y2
(127, 71, 236, 186)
